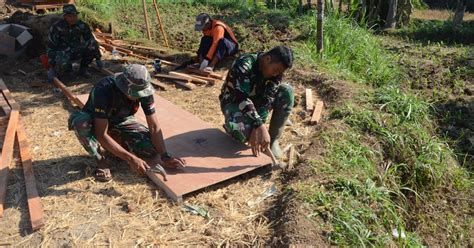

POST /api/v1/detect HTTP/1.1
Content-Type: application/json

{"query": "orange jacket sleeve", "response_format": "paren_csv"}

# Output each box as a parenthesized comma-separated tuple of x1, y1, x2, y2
(205, 25, 225, 60)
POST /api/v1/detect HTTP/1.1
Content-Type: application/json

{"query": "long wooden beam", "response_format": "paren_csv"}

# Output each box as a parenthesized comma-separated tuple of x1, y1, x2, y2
(52, 78, 84, 108)
(16, 118, 44, 231)
(0, 109, 19, 217)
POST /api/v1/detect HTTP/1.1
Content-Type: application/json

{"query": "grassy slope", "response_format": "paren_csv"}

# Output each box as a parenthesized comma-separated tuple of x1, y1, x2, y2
(76, 1, 473, 246)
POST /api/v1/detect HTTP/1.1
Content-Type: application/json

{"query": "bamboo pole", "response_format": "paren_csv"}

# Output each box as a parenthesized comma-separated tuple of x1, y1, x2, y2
(316, 0, 324, 53)
(152, 0, 170, 47)
(142, 0, 152, 40)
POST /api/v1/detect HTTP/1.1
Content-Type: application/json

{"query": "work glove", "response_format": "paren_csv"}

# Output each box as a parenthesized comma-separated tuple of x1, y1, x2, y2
(96, 59, 104, 69)
(47, 68, 56, 83)
(199, 59, 209, 71)
(203, 66, 213, 73)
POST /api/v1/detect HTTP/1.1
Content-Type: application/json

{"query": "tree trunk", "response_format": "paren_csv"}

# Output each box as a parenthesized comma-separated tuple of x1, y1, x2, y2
(453, 0, 467, 26)
(317, 0, 323, 53)
(338, 0, 343, 13)
(307, 0, 312, 9)
(385, 0, 398, 29)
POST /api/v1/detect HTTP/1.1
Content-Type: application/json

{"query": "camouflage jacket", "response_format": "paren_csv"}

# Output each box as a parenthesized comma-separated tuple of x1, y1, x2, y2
(47, 19, 96, 51)
(219, 52, 281, 127)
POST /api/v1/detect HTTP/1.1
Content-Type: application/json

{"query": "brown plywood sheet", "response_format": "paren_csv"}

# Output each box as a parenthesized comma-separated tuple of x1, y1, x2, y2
(76, 94, 272, 201)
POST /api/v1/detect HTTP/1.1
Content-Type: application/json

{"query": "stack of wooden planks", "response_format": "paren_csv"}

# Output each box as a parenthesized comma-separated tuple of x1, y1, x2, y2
(93, 31, 227, 91)
(0, 78, 44, 231)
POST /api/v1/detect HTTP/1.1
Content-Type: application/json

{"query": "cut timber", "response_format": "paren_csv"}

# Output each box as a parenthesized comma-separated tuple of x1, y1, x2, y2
(90, 64, 115, 77)
(16, 118, 44, 231)
(305, 89, 314, 111)
(287, 146, 296, 171)
(310, 100, 324, 125)
(184, 67, 225, 80)
(188, 74, 221, 85)
(130, 45, 166, 52)
(52, 78, 84, 108)
(153, 75, 194, 90)
(0, 78, 20, 111)
(149, 80, 167, 91)
(0, 110, 19, 217)
(76, 94, 272, 202)
(168, 72, 208, 85)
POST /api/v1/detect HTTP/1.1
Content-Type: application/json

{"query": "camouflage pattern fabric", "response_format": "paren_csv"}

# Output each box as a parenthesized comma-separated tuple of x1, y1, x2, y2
(47, 19, 100, 71)
(219, 52, 294, 142)
(68, 111, 157, 160)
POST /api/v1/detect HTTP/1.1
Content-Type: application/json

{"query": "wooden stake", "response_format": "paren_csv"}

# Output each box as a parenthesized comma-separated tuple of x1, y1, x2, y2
(152, 0, 169, 47)
(0, 110, 19, 217)
(316, 0, 324, 53)
(305, 89, 314, 111)
(310, 101, 324, 125)
(142, 0, 152, 40)
(287, 146, 296, 170)
(17, 118, 44, 231)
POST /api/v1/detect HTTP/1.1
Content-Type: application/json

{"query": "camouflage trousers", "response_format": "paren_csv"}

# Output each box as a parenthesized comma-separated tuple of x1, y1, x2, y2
(47, 42, 100, 72)
(221, 83, 294, 143)
(68, 111, 157, 161)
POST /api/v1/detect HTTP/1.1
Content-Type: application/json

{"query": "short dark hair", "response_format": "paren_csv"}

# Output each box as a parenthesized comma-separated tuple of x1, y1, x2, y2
(266, 46, 294, 69)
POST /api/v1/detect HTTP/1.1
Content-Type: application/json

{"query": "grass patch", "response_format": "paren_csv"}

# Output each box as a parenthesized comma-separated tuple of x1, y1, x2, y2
(395, 19, 474, 45)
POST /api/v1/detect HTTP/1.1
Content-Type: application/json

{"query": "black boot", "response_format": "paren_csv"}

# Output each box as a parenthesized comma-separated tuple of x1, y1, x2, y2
(78, 66, 91, 78)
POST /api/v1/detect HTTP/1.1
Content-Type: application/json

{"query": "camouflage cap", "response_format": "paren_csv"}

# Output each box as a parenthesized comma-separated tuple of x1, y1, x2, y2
(63, 4, 79, 15)
(115, 64, 155, 99)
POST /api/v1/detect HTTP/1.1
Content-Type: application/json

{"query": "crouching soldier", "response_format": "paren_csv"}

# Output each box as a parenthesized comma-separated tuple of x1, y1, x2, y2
(219, 46, 294, 159)
(69, 64, 185, 182)
(47, 4, 102, 82)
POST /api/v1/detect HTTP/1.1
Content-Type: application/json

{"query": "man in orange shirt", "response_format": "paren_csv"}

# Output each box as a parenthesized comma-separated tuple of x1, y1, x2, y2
(194, 13, 239, 72)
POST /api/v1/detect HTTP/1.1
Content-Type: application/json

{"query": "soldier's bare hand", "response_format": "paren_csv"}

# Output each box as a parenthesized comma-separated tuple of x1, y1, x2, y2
(128, 156, 150, 174)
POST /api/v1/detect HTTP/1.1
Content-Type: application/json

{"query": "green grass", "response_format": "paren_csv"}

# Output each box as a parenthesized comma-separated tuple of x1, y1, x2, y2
(395, 19, 474, 45)
(74, 1, 473, 246)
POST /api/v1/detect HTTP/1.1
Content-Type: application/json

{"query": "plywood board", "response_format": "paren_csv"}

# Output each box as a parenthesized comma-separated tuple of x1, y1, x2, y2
(76, 94, 272, 201)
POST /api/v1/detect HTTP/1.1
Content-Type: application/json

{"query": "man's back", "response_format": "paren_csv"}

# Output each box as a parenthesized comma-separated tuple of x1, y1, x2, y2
(48, 19, 91, 49)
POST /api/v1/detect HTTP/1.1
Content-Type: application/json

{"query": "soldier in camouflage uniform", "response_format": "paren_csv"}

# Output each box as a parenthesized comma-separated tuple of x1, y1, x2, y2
(69, 64, 185, 182)
(47, 4, 102, 82)
(219, 46, 294, 159)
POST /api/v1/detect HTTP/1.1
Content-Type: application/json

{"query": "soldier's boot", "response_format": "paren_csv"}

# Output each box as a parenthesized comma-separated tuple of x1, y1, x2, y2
(269, 107, 290, 159)
(269, 84, 294, 159)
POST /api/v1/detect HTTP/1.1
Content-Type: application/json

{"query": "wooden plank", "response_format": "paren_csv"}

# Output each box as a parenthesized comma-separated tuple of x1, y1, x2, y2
(154, 73, 190, 81)
(130, 45, 166, 52)
(0, 110, 19, 217)
(168, 72, 208, 85)
(76, 95, 271, 202)
(0, 95, 11, 116)
(150, 79, 167, 91)
(52, 78, 84, 108)
(184, 67, 224, 80)
(310, 101, 324, 125)
(90, 64, 116, 77)
(16, 118, 44, 231)
(0, 78, 20, 111)
(305, 89, 314, 111)
(153, 75, 194, 90)
(187, 74, 221, 85)
(287, 146, 296, 171)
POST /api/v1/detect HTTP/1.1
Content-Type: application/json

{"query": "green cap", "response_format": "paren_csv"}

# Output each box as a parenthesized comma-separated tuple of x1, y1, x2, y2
(115, 64, 155, 98)
(63, 4, 79, 15)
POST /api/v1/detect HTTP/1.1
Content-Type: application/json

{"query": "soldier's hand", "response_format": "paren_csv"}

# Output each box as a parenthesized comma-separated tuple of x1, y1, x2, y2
(128, 156, 150, 174)
(249, 125, 270, 157)
(163, 157, 186, 169)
